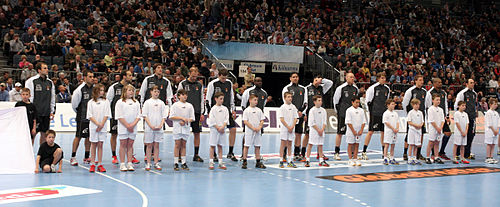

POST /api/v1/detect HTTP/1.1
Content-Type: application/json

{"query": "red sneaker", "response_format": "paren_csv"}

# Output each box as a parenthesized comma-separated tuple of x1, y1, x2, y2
(89, 165, 95, 173)
(132, 156, 140, 164)
(461, 159, 470, 164)
(97, 165, 106, 172)
(112, 156, 119, 164)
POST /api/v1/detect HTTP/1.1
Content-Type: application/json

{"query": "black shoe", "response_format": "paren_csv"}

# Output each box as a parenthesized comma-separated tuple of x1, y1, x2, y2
(193, 155, 204, 162)
(181, 163, 189, 171)
(435, 158, 444, 164)
(425, 158, 433, 164)
(242, 160, 248, 169)
(214, 157, 219, 162)
(226, 153, 238, 162)
(174, 163, 180, 171)
(403, 154, 408, 161)
(468, 153, 476, 160)
(256, 162, 266, 169)
(418, 154, 426, 160)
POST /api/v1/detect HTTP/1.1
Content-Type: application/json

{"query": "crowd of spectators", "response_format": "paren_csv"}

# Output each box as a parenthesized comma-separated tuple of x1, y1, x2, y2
(0, 0, 498, 109)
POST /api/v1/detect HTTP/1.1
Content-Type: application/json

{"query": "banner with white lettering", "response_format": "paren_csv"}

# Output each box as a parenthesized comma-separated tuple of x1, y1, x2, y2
(240, 62, 266, 73)
(272, 62, 300, 73)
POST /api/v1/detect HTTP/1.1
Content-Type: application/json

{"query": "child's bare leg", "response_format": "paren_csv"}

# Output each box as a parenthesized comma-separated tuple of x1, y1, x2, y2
(146, 143, 152, 164)
(53, 148, 62, 164)
(287, 141, 293, 160)
(390, 144, 395, 157)
(119, 139, 127, 163)
(243, 146, 249, 159)
(453, 145, 458, 160)
(426, 141, 433, 158)
(318, 145, 324, 159)
(209, 146, 215, 160)
(279, 140, 286, 160)
(460, 146, 465, 160)
(383, 143, 389, 158)
(347, 144, 353, 159)
(174, 140, 181, 162)
(408, 145, 413, 158)
(353, 143, 359, 159)
(127, 139, 134, 163)
(255, 146, 261, 160)
(181, 140, 187, 157)
(217, 145, 223, 160)
(434, 141, 440, 159)
(306, 144, 313, 159)
(42, 165, 51, 173)
(153, 142, 159, 164)
(97, 142, 103, 164)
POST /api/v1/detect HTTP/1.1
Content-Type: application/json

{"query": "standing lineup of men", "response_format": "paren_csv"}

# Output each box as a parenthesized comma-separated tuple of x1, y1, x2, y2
(24, 63, 482, 165)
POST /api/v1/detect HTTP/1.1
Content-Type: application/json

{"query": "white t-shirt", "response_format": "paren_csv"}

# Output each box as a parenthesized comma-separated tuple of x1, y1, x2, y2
(279, 103, 298, 132)
(86, 98, 111, 132)
(308, 106, 327, 138)
(485, 109, 500, 138)
(345, 106, 366, 138)
(407, 109, 424, 134)
(383, 110, 399, 138)
(142, 98, 168, 132)
(115, 99, 141, 134)
(242, 106, 265, 132)
(208, 105, 229, 128)
(427, 105, 445, 136)
(453, 111, 469, 137)
(169, 101, 195, 135)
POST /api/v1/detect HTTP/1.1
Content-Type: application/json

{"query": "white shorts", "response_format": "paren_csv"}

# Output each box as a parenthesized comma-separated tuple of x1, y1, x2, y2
(209, 128, 226, 146)
(407, 130, 422, 146)
(383, 133, 397, 144)
(485, 136, 498, 145)
(453, 135, 467, 146)
(280, 130, 294, 141)
(89, 131, 107, 142)
(308, 135, 325, 145)
(144, 131, 164, 143)
(244, 131, 262, 147)
(118, 133, 136, 140)
(173, 133, 189, 141)
(427, 132, 442, 142)
(346, 135, 361, 144)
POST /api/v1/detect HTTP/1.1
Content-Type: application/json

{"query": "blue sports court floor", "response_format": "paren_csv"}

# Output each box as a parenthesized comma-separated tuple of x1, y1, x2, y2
(1, 132, 499, 207)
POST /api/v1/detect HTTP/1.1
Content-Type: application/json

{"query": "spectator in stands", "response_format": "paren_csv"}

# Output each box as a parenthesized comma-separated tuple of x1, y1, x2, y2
(244, 66, 254, 87)
(9, 82, 22, 102)
(20, 63, 36, 82)
(0, 83, 9, 101)
(56, 85, 71, 103)
(18, 55, 30, 68)
(5, 77, 13, 92)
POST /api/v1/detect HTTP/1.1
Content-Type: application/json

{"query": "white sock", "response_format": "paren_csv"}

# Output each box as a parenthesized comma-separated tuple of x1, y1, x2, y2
(174, 157, 178, 163)
(210, 159, 214, 164)
(181, 156, 186, 164)
(287, 156, 292, 163)
(280, 157, 284, 162)
(306, 157, 310, 161)
(320, 157, 324, 162)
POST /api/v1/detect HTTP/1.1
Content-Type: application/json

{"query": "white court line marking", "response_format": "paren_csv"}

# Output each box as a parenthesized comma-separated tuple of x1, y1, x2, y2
(63, 159, 148, 207)
(261, 170, 370, 207)
(147, 170, 162, 175)
(266, 158, 407, 170)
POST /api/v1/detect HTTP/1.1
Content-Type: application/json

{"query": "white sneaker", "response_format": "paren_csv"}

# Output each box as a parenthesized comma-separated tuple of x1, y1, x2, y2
(50, 164, 56, 172)
(334, 153, 341, 160)
(154, 163, 162, 170)
(347, 160, 354, 166)
(120, 163, 127, 171)
(361, 152, 369, 160)
(355, 160, 362, 166)
(70, 157, 78, 166)
(209, 162, 215, 170)
(127, 162, 135, 171)
(145, 163, 151, 171)
(493, 159, 499, 164)
(218, 163, 227, 170)
(485, 158, 492, 164)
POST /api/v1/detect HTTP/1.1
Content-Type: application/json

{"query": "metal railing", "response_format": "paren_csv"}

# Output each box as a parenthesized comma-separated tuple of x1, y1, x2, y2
(197, 39, 237, 84)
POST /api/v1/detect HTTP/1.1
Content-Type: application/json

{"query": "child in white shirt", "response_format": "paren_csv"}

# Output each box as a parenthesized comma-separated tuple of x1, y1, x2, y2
(279, 92, 298, 168)
(345, 96, 366, 166)
(207, 92, 229, 170)
(305, 95, 329, 167)
(142, 86, 168, 171)
(383, 99, 400, 165)
(452, 101, 470, 164)
(406, 99, 424, 165)
(426, 94, 445, 164)
(241, 94, 266, 169)
(115, 84, 141, 171)
(87, 84, 111, 173)
(484, 98, 499, 164)
(169, 89, 195, 171)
